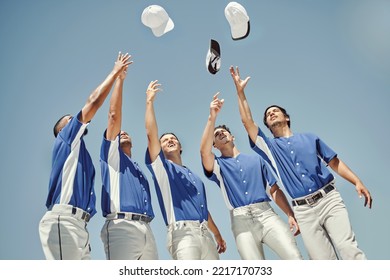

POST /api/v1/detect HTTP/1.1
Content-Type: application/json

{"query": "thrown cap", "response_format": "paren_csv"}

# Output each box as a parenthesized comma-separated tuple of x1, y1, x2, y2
(224, 2, 250, 40)
(141, 5, 174, 37)
(206, 39, 221, 75)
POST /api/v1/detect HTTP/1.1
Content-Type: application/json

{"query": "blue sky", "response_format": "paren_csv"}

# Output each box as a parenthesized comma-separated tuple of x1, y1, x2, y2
(0, 0, 389, 260)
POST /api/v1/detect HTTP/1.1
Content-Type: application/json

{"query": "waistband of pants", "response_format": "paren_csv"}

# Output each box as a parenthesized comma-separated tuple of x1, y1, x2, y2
(168, 220, 208, 231)
(106, 212, 153, 223)
(49, 204, 91, 223)
(292, 182, 336, 207)
(231, 201, 271, 216)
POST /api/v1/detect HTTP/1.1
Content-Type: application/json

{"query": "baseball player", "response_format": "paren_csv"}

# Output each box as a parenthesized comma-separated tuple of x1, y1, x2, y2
(200, 93, 303, 260)
(144, 80, 227, 260)
(100, 53, 158, 260)
(229, 65, 372, 259)
(39, 52, 132, 260)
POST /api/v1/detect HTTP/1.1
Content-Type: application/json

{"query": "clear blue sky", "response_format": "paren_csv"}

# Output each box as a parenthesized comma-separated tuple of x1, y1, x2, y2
(0, 0, 389, 260)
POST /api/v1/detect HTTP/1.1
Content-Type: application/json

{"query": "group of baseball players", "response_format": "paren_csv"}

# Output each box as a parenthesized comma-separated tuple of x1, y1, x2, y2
(39, 2, 372, 260)
(38, 50, 372, 260)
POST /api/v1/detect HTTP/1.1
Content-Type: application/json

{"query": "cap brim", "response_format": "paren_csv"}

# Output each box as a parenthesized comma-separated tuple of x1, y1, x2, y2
(151, 17, 174, 37)
(231, 21, 250, 40)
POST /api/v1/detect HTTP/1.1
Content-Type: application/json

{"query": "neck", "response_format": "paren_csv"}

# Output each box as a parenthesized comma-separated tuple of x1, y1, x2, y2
(220, 144, 240, 158)
(121, 146, 131, 157)
(271, 123, 293, 138)
(165, 153, 183, 166)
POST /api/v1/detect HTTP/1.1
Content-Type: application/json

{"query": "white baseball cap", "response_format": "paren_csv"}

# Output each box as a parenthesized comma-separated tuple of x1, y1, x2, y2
(224, 2, 250, 40)
(206, 39, 221, 75)
(141, 5, 174, 37)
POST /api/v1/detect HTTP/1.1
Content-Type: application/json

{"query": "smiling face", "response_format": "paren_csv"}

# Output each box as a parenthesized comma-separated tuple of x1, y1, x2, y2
(160, 133, 182, 156)
(119, 131, 132, 157)
(213, 126, 234, 150)
(119, 131, 132, 148)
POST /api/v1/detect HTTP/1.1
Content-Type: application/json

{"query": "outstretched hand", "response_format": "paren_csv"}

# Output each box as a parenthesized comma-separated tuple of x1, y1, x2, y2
(229, 66, 250, 93)
(113, 51, 133, 75)
(210, 92, 224, 118)
(146, 80, 162, 103)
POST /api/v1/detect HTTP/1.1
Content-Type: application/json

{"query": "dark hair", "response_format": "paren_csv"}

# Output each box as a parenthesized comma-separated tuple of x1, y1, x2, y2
(159, 132, 180, 143)
(263, 105, 291, 128)
(53, 114, 71, 137)
(214, 124, 232, 135)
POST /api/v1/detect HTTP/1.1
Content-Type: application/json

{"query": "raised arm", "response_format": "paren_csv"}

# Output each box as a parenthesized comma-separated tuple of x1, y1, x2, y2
(270, 184, 300, 236)
(328, 157, 373, 209)
(200, 92, 224, 173)
(229, 66, 259, 142)
(106, 54, 132, 140)
(207, 212, 227, 254)
(145, 80, 162, 162)
(80, 52, 132, 124)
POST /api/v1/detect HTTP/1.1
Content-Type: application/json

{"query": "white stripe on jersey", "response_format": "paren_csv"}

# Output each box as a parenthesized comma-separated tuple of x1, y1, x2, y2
(108, 137, 121, 213)
(60, 124, 87, 205)
(213, 159, 234, 211)
(255, 135, 286, 194)
(151, 156, 175, 225)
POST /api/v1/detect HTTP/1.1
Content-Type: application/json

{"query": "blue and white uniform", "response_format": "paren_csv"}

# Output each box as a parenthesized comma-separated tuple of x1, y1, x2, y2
(205, 153, 302, 259)
(39, 111, 95, 260)
(146, 149, 219, 260)
(100, 131, 157, 260)
(251, 127, 366, 259)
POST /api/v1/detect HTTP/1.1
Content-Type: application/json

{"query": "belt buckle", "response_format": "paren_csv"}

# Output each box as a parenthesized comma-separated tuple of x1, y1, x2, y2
(305, 192, 323, 206)
(305, 196, 316, 206)
(132, 214, 141, 221)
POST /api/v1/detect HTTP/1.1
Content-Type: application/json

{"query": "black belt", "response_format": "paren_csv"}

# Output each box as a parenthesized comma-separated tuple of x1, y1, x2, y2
(71, 207, 91, 222)
(115, 212, 153, 223)
(292, 184, 335, 206)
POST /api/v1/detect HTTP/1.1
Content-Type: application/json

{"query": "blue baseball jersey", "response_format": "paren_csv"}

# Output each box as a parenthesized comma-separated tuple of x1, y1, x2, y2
(205, 153, 277, 210)
(250, 127, 337, 199)
(145, 149, 209, 226)
(100, 131, 154, 218)
(45, 111, 96, 216)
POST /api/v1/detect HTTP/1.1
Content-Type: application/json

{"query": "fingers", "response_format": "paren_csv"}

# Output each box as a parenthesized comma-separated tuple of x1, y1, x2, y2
(117, 51, 133, 64)
(217, 241, 227, 254)
(359, 188, 373, 209)
(365, 193, 373, 209)
(149, 80, 161, 88)
(147, 80, 162, 93)
(229, 65, 235, 76)
(211, 93, 224, 111)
